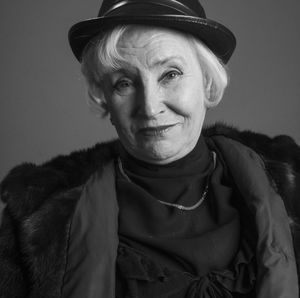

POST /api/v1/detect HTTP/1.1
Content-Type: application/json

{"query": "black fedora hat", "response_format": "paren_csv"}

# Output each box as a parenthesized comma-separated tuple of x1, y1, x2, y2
(68, 0, 236, 64)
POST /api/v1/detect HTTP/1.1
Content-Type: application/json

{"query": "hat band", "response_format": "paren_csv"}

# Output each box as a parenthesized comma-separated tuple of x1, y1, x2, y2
(103, 0, 199, 17)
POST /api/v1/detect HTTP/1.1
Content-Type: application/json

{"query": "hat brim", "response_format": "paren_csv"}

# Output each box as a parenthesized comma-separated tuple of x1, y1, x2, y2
(68, 15, 236, 64)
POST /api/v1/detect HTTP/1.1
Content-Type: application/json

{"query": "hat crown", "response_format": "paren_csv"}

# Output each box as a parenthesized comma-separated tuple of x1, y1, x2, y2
(98, 0, 206, 18)
(69, 0, 236, 63)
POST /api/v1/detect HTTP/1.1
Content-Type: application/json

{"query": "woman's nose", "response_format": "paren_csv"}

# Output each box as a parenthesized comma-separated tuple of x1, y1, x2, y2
(136, 83, 165, 118)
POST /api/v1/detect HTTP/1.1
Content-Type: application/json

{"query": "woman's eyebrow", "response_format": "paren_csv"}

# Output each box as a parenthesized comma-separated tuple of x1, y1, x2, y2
(149, 56, 186, 68)
(106, 64, 136, 75)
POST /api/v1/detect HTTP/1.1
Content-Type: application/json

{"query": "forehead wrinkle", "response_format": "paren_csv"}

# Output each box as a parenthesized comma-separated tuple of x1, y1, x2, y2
(119, 30, 169, 49)
(148, 56, 188, 69)
(117, 45, 189, 71)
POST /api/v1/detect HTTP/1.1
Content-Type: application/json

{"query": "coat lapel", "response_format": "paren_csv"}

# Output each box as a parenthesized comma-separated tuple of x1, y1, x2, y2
(210, 136, 299, 298)
(61, 161, 119, 298)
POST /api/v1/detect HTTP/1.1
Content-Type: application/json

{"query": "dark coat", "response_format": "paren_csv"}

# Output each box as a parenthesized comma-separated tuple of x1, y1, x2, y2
(0, 123, 300, 298)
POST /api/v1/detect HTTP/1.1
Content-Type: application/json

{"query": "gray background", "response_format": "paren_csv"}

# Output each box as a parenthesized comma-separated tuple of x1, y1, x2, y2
(0, 0, 299, 181)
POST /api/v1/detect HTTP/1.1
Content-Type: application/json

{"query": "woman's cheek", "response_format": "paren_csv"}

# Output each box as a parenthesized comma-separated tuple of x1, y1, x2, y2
(166, 90, 194, 117)
(108, 95, 130, 118)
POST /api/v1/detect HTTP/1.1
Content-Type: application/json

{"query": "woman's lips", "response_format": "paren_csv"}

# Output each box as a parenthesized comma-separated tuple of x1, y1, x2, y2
(137, 124, 178, 137)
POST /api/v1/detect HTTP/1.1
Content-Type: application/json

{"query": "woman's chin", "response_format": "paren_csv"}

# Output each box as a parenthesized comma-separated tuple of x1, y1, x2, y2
(135, 140, 184, 164)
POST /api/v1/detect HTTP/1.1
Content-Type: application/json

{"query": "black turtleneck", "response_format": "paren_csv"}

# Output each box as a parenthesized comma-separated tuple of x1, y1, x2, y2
(116, 136, 240, 274)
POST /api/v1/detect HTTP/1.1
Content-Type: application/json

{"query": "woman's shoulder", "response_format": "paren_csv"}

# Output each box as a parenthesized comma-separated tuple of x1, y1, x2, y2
(203, 122, 300, 218)
(0, 140, 119, 221)
(203, 123, 299, 169)
(203, 123, 300, 183)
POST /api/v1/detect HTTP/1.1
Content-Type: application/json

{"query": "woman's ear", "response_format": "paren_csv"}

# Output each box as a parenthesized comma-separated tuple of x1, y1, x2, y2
(88, 84, 109, 117)
(95, 96, 109, 113)
(203, 75, 222, 109)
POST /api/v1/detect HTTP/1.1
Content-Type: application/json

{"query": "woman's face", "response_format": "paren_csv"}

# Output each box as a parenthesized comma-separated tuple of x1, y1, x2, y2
(103, 26, 209, 164)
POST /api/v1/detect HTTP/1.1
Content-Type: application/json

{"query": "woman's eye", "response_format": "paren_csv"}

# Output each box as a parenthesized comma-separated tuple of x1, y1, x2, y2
(162, 70, 182, 82)
(114, 79, 133, 94)
(115, 80, 130, 89)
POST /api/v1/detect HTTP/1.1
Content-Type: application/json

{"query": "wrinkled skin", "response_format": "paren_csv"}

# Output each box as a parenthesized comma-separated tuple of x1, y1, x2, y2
(103, 26, 212, 164)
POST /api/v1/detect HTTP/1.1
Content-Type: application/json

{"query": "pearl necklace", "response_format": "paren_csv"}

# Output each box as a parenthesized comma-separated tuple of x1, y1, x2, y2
(117, 151, 216, 211)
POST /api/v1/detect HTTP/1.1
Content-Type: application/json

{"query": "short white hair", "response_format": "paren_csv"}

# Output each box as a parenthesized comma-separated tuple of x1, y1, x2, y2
(81, 25, 229, 117)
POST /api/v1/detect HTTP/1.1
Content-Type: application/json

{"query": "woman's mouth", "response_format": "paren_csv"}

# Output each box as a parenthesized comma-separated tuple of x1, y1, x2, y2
(137, 124, 178, 137)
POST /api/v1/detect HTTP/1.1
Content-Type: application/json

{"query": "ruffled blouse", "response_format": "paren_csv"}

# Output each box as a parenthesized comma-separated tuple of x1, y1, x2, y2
(115, 137, 256, 297)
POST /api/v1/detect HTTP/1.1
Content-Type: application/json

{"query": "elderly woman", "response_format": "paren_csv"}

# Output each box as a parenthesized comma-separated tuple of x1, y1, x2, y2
(0, 0, 299, 297)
